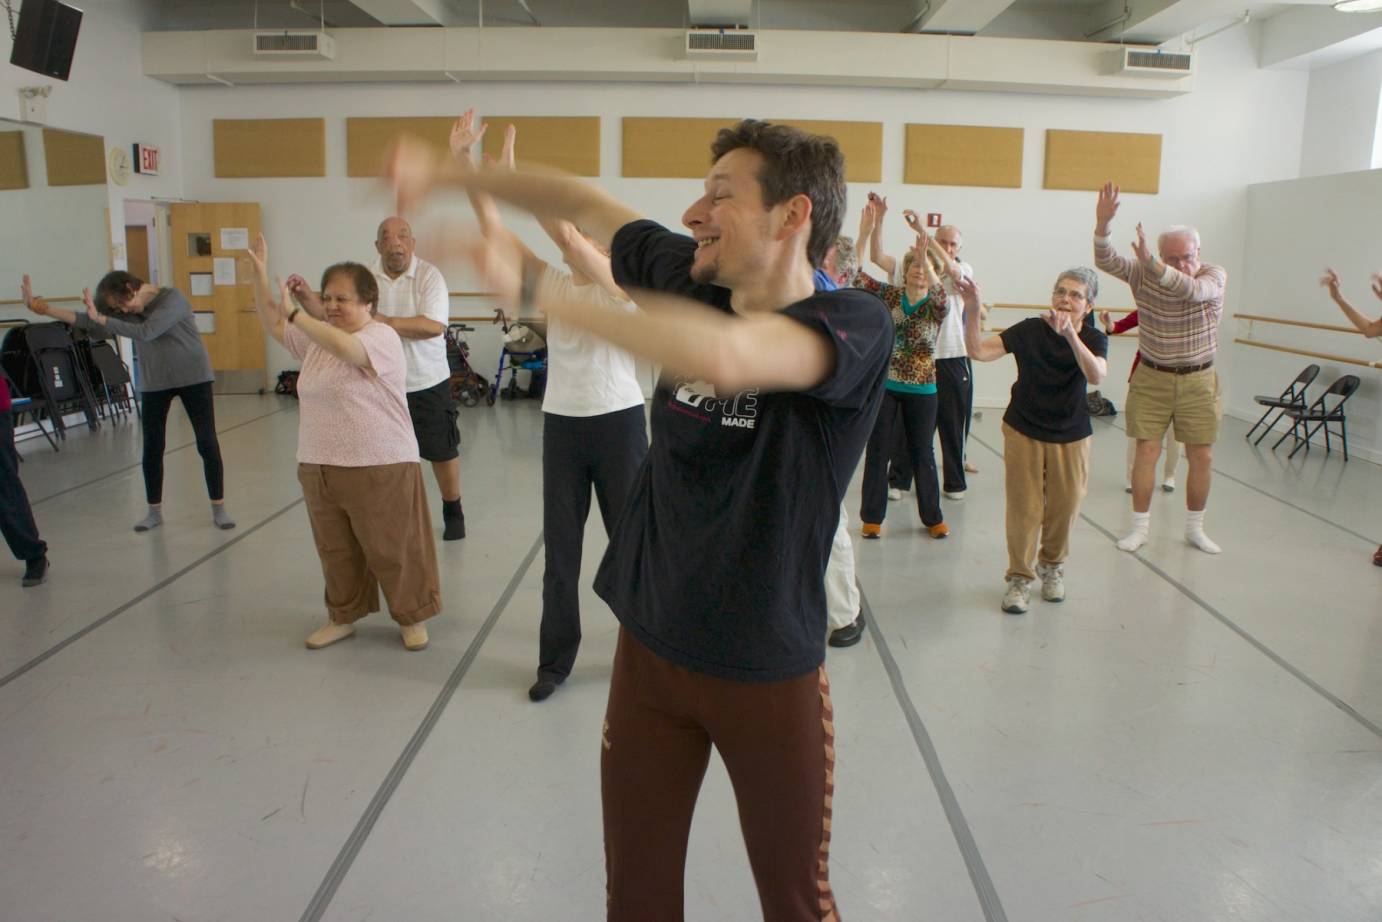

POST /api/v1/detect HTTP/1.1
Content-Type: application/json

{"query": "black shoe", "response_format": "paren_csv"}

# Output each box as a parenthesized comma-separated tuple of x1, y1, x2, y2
(22, 555, 49, 588)
(528, 674, 563, 702)
(828, 615, 865, 648)
(442, 504, 466, 541)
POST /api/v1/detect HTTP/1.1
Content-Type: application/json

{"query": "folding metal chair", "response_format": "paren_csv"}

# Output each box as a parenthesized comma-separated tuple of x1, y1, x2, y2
(1, 366, 57, 453)
(88, 341, 139, 419)
(24, 323, 101, 437)
(1273, 374, 1362, 461)
(1246, 363, 1318, 445)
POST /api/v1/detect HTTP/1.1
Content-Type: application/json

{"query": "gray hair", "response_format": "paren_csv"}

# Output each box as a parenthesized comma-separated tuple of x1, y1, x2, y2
(936, 224, 963, 247)
(1056, 267, 1098, 305)
(832, 235, 858, 278)
(1158, 225, 1200, 251)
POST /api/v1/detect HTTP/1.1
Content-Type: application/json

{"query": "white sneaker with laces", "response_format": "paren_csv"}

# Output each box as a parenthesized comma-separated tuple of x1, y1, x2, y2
(1036, 562, 1064, 602)
(887, 488, 902, 502)
(1001, 577, 1030, 614)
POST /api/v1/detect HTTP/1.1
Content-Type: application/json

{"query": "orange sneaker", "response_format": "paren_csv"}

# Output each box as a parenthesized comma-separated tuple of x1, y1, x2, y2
(861, 523, 882, 540)
(928, 522, 950, 539)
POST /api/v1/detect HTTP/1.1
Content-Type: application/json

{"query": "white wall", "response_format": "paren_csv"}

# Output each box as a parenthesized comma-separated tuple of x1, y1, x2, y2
(0, 0, 184, 261)
(1233, 168, 1382, 463)
(175, 24, 1306, 409)
(1299, 49, 1382, 179)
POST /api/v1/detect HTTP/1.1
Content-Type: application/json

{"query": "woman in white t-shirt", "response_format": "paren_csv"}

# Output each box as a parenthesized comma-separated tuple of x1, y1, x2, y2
(248, 236, 441, 652)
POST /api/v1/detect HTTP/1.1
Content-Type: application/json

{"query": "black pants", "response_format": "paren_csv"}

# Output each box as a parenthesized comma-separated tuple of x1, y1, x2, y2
(140, 382, 224, 505)
(862, 390, 941, 527)
(935, 356, 973, 493)
(539, 405, 648, 680)
(0, 414, 46, 562)
(887, 399, 913, 491)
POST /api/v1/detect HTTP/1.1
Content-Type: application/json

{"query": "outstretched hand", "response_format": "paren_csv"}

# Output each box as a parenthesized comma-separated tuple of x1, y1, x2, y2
(449, 108, 488, 160)
(903, 209, 924, 235)
(19, 274, 45, 315)
(1096, 181, 1120, 228)
(285, 274, 320, 313)
(1043, 307, 1074, 338)
(1131, 222, 1154, 269)
(247, 232, 268, 275)
(955, 274, 982, 315)
(388, 136, 443, 214)
(1320, 267, 1342, 299)
(1099, 309, 1113, 333)
(81, 287, 100, 320)
(1372, 272, 1382, 302)
(500, 123, 516, 171)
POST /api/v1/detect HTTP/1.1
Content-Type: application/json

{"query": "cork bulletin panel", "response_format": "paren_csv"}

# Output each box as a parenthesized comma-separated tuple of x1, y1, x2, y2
(1043, 129, 1162, 194)
(213, 118, 326, 178)
(0, 132, 28, 190)
(904, 124, 1024, 188)
(481, 116, 600, 176)
(346, 116, 456, 178)
(42, 128, 106, 186)
(622, 117, 883, 182)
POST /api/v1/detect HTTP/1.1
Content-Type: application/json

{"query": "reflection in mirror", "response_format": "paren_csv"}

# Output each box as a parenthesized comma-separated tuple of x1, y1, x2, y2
(0, 120, 110, 325)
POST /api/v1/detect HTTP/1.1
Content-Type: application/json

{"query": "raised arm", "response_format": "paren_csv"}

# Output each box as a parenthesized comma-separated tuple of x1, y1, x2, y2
(956, 276, 1006, 363)
(1133, 224, 1227, 304)
(867, 194, 896, 280)
(541, 217, 629, 302)
(20, 275, 80, 325)
(1093, 181, 1133, 282)
(1052, 312, 1107, 385)
(245, 234, 288, 346)
(1321, 268, 1382, 338)
(391, 136, 642, 249)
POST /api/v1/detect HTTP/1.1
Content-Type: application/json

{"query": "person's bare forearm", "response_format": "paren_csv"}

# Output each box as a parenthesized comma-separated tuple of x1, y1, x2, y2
(444, 167, 641, 249)
(1331, 292, 1382, 338)
(1064, 330, 1107, 385)
(382, 316, 445, 340)
(292, 312, 369, 367)
(42, 304, 78, 325)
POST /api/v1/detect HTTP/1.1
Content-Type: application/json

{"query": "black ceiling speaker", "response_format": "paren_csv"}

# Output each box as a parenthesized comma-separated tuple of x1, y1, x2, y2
(9, 0, 84, 81)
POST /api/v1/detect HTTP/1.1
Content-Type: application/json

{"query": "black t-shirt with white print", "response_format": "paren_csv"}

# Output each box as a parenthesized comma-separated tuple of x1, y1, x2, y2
(593, 219, 892, 682)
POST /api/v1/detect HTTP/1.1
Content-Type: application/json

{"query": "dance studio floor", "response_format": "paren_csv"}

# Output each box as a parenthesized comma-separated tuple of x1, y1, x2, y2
(2, 394, 1379, 922)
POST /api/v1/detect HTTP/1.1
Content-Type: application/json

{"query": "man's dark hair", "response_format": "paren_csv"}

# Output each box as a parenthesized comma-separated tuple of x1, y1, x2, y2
(321, 262, 379, 313)
(94, 270, 145, 314)
(709, 120, 845, 269)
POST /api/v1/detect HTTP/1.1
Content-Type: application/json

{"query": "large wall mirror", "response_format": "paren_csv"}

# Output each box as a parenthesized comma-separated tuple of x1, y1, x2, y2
(0, 119, 111, 324)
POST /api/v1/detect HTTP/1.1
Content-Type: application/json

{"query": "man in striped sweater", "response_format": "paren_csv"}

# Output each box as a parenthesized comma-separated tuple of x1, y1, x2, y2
(1094, 182, 1227, 554)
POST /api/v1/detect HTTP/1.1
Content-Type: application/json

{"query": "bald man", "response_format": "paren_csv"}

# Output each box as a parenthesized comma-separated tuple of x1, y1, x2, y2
(372, 216, 466, 540)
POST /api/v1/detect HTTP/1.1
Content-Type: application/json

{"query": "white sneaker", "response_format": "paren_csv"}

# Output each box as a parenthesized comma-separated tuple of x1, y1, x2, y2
(1036, 563, 1064, 602)
(1001, 577, 1030, 614)
(887, 488, 902, 502)
(1161, 477, 1176, 493)
(943, 490, 966, 501)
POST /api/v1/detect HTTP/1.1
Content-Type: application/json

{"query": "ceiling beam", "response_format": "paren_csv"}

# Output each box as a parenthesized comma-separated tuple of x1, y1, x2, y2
(347, 0, 449, 27)
(1260, 4, 1382, 69)
(908, 0, 1019, 34)
(1083, 0, 1264, 44)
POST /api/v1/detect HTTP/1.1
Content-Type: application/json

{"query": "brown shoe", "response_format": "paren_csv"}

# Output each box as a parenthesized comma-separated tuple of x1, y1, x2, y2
(305, 622, 355, 649)
(928, 522, 950, 539)
(401, 623, 429, 651)
(861, 522, 882, 540)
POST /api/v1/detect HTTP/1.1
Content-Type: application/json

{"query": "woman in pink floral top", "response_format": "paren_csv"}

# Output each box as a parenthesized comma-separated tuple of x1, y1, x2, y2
(248, 235, 441, 652)
(854, 205, 951, 540)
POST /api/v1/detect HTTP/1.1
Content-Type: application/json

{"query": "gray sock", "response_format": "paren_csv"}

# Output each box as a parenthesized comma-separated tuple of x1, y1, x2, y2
(212, 504, 236, 530)
(134, 507, 163, 532)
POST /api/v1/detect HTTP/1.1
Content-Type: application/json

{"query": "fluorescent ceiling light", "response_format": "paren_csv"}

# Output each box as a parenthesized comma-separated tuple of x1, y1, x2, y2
(1333, 0, 1382, 12)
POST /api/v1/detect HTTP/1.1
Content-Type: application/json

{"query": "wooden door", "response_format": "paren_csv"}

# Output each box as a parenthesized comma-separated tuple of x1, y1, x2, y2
(124, 225, 151, 281)
(168, 202, 263, 377)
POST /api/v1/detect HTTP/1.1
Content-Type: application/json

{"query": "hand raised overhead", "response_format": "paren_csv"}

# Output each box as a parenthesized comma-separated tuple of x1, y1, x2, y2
(1096, 181, 1120, 228)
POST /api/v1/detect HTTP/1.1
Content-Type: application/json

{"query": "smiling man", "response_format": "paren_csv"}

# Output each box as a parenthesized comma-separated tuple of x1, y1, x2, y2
(392, 119, 891, 920)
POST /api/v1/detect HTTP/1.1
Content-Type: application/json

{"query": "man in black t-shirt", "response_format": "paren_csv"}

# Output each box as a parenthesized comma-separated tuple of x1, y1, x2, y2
(390, 120, 891, 920)
(957, 268, 1109, 615)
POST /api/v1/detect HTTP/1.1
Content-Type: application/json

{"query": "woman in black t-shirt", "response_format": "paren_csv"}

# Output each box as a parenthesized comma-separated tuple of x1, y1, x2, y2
(958, 268, 1109, 615)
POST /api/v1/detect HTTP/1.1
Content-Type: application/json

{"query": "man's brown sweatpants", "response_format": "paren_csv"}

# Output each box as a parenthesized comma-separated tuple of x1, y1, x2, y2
(601, 628, 839, 922)
(297, 462, 441, 626)
(1002, 422, 1091, 582)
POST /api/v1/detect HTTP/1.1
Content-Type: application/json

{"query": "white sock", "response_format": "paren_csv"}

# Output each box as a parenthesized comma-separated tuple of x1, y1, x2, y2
(1185, 510, 1221, 554)
(1117, 512, 1151, 552)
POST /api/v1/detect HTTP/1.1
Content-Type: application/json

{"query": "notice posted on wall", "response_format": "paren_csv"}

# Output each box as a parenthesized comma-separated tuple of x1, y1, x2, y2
(213, 257, 237, 286)
(190, 272, 213, 297)
(219, 228, 250, 250)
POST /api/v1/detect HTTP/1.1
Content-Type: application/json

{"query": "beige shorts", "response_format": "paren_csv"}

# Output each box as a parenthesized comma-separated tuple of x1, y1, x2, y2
(1125, 363, 1221, 445)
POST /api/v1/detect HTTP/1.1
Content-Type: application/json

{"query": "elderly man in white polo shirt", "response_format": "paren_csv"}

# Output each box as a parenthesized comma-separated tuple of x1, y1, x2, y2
(372, 216, 466, 540)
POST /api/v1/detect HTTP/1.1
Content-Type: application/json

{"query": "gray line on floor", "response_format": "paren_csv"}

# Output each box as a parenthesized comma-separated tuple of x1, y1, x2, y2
(1095, 418, 1378, 545)
(300, 531, 545, 922)
(860, 588, 1009, 922)
(0, 497, 305, 690)
(971, 432, 1382, 742)
(31, 406, 292, 506)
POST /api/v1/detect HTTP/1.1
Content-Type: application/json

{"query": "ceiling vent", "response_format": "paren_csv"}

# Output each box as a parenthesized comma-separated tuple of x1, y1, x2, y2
(1113, 47, 1192, 77)
(253, 31, 337, 59)
(685, 30, 758, 60)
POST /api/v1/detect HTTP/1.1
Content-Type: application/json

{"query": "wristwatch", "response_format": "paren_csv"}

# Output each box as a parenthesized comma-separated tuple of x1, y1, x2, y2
(287, 307, 301, 324)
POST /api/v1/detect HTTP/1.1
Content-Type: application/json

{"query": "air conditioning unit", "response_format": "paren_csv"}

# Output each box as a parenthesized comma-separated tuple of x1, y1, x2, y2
(685, 29, 758, 61)
(253, 31, 336, 59)
(1113, 47, 1193, 77)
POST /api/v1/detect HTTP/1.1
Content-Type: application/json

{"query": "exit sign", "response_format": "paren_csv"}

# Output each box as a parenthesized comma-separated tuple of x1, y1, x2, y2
(926, 212, 942, 228)
(133, 143, 160, 176)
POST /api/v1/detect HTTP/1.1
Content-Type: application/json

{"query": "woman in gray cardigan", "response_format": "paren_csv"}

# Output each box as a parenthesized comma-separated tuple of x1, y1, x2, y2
(22, 272, 235, 532)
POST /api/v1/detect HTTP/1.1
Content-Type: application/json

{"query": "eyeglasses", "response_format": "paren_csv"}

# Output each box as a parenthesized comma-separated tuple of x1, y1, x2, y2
(1052, 287, 1087, 302)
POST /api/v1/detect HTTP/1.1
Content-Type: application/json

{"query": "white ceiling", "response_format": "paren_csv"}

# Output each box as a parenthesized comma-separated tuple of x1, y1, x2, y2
(147, 0, 1382, 64)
